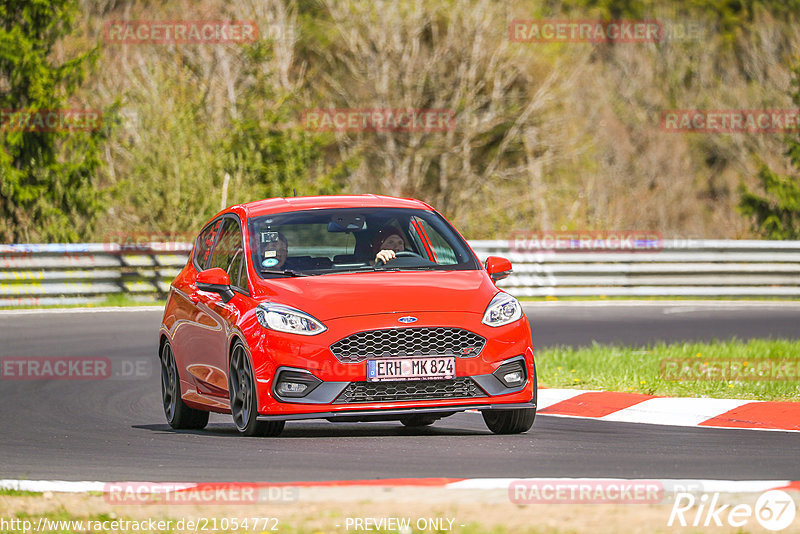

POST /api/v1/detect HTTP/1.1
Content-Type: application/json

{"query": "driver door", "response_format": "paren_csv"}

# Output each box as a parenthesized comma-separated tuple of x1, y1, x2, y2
(187, 216, 247, 398)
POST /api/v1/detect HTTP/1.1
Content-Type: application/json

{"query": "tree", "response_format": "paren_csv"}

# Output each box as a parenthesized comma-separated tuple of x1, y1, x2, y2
(95, 0, 345, 236)
(306, 0, 566, 237)
(0, 0, 107, 243)
(739, 61, 800, 239)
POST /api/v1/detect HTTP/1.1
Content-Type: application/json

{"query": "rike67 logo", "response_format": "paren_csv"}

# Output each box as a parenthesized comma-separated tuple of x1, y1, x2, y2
(669, 490, 797, 531)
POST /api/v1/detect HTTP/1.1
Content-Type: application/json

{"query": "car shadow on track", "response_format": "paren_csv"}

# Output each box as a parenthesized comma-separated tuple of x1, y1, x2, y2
(133, 422, 490, 438)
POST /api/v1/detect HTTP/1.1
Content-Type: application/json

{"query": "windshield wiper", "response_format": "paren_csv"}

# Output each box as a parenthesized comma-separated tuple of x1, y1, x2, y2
(260, 269, 310, 277)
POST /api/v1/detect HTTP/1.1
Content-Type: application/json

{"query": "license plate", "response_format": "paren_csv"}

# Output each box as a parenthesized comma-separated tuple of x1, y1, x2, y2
(366, 357, 456, 382)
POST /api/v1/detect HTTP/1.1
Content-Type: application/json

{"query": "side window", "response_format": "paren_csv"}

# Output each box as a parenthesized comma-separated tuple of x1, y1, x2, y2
(410, 216, 458, 265)
(234, 245, 248, 290)
(193, 219, 222, 270)
(210, 218, 248, 291)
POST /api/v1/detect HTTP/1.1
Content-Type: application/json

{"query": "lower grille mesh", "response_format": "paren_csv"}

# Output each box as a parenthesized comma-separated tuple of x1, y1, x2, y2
(334, 377, 486, 404)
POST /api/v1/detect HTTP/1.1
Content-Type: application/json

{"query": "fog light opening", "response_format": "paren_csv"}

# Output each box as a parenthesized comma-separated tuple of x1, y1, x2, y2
(502, 371, 524, 385)
(493, 358, 527, 388)
(278, 382, 309, 395)
(273, 369, 322, 399)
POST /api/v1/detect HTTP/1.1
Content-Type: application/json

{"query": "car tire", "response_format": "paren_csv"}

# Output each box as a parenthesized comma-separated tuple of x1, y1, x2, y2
(482, 362, 537, 434)
(399, 415, 438, 427)
(160, 341, 209, 430)
(229, 340, 285, 437)
(482, 407, 536, 434)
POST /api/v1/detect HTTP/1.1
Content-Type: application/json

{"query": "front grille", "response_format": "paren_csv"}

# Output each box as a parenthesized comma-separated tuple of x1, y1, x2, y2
(333, 377, 486, 404)
(330, 327, 486, 363)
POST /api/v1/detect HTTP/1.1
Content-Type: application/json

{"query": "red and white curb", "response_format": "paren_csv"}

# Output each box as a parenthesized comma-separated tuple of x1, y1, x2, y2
(537, 388, 800, 432)
(1, 478, 799, 494)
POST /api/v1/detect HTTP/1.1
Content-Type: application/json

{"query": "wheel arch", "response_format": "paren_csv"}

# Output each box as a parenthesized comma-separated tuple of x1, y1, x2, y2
(228, 333, 245, 366)
(159, 333, 170, 353)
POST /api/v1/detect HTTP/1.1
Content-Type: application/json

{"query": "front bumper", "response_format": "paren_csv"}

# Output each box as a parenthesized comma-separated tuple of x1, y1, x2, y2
(256, 402, 536, 422)
(249, 311, 535, 418)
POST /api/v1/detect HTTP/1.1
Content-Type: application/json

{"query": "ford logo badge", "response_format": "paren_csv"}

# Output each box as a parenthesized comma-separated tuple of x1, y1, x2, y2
(398, 316, 418, 324)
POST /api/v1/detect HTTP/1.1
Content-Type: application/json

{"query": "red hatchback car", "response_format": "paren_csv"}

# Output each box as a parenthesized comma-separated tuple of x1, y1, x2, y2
(159, 195, 536, 436)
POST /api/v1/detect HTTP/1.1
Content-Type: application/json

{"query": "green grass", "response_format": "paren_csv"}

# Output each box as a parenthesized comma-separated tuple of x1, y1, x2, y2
(3, 510, 141, 534)
(537, 338, 800, 401)
(98, 293, 164, 307)
(0, 488, 41, 497)
(0, 294, 166, 311)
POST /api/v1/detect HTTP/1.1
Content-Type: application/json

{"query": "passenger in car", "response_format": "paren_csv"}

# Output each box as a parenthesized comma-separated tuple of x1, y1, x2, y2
(261, 232, 289, 269)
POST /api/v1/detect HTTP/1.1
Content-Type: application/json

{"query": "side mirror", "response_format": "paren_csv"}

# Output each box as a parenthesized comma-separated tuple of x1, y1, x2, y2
(485, 256, 513, 282)
(196, 268, 234, 303)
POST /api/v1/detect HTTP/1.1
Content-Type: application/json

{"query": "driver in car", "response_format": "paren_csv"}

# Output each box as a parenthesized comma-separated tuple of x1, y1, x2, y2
(372, 227, 406, 264)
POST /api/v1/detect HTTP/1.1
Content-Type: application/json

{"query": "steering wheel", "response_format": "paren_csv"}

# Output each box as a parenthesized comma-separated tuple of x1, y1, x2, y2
(375, 250, 419, 266)
(394, 251, 419, 258)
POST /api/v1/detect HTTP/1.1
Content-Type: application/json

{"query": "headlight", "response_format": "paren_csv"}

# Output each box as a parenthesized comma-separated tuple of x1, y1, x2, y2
(256, 304, 327, 335)
(481, 292, 523, 327)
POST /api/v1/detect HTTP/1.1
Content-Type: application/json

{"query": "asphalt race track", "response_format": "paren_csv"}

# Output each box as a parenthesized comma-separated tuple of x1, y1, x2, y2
(526, 302, 800, 348)
(0, 302, 798, 482)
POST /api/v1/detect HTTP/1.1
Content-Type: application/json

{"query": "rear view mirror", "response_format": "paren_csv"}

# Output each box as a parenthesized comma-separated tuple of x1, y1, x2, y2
(485, 256, 513, 282)
(196, 268, 234, 302)
(328, 213, 366, 232)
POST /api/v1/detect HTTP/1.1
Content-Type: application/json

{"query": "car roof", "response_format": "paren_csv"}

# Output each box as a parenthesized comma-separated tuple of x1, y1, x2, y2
(237, 194, 435, 218)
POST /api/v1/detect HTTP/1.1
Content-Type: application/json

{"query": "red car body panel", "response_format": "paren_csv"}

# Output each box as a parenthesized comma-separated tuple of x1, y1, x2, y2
(159, 195, 535, 421)
(249, 270, 498, 320)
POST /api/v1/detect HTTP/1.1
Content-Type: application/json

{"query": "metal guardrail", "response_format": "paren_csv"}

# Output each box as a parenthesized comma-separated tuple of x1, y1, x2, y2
(0, 240, 799, 306)
(0, 243, 192, 307)
(473, 239, 800, 297)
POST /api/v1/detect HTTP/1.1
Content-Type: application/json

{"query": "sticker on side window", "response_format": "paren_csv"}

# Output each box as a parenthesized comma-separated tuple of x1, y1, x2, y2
(260, 231, 280, 243)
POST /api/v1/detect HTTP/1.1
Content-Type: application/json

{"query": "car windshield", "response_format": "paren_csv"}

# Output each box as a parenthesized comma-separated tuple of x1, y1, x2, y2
(248, 207, 480, 278)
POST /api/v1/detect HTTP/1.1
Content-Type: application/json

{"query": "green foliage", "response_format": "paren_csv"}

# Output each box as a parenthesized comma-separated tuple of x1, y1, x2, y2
(4, 0, 800, 243)
(559, 0, 800, 20)
(557, 0, 650, 18)
(112, 69, 225, 233)
(110, 39, 346, 236)
(739, 167, 800, 239)
(739, 61, 800, 239)
(0, 0, 107, 242)
(222, 115, 347, 201)
(220, 40, 350, 203)
(559, 0, 800, 45)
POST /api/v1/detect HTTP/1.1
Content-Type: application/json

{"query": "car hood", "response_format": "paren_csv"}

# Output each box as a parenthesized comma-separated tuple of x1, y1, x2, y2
(251, 269, 499, 320)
